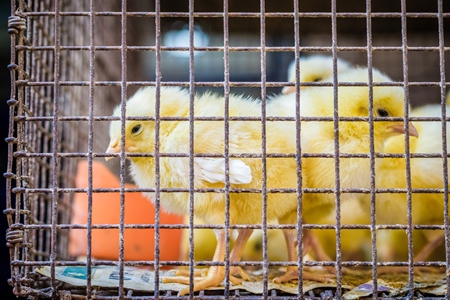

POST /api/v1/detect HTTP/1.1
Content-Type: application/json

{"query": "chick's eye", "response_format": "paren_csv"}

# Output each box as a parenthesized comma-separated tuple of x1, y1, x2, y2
(131, 124, 142, 135)
(312, 78, 321, 82)
(377, 109, 389, 117)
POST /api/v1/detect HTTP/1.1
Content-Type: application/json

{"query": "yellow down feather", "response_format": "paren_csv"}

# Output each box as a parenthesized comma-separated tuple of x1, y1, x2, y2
(374, 103, 449, 262)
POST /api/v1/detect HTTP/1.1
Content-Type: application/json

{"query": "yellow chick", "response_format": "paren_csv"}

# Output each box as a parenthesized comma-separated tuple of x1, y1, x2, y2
(282, 56, 371, 262)
(282, 55, 351, 94)
(374, 103, 449, 264)
(267, 67, 418, 282)
(241, 228, 288, 263)
(311, 200, 372, 262)
(106, 86, 314, 294)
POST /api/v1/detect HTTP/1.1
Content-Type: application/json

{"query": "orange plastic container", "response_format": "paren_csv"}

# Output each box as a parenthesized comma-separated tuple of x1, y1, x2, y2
(69, 161, 183, 262)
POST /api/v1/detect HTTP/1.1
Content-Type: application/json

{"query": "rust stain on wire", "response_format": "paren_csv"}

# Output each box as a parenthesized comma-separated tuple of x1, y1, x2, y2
(400, 0, 415, 296)
(436, 0, 450, 296)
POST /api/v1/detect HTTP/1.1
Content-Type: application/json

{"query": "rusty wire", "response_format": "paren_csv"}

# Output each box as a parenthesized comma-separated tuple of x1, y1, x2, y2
(437, 0, 450, 295)
(400, 0, 415, 295)
(6, 0, 450, 299)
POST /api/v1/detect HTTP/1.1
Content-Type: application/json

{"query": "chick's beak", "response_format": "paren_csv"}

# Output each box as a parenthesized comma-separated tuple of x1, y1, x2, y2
(389, 122, 419, 138)
(281, 85, 304, 94)
(105, 139, 121, 161)
(282, 86, 295, 94)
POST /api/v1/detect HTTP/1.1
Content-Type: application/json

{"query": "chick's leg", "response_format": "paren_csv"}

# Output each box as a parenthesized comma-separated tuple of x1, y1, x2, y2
(273, 228, 301, 283)
(306, 230, 347, 274)
(378, 232, 444, 275)
(163, 229, 227, 296)
(273, 229, 334, 283)
(174, 229, 253, 282)
(229, 228, 253, 281)
(414, 233, 444, 262)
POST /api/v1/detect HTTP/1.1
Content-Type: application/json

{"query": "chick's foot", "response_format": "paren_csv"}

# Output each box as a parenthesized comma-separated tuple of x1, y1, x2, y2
(228, 229, 254, 282)
(173, 266, 251, 281)
(273, 266, 335, 284)
(230, 266, 251, 282)
(174, 268, 208, 277)
(163, 265, 226, 296)
(163, 228, 252, 295)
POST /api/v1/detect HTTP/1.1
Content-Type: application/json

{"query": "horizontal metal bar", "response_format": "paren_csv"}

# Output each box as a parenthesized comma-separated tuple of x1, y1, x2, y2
(14, 45, 450, 52)
(12, 151, 450, 159)
(17, 80, 448, 87)
(14, 115, 450, 122)
(18, 223, 447, 230)
(10, 186, 449, 194)
(10, 259, 447, 268)
(21, 11, 450, 18)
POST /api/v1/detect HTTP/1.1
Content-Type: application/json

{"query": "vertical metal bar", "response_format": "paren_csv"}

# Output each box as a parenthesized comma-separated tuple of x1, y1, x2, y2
(292, 0, 304, 296)
(223, 0, 232, 297)
(36, 28, 48, 261)
(436, 0, 450, 295)
(7, 0, 19, 292)
(188, 0, 196, 297)
(119, 0, 128, 298)
(400, 0, 414, 295)
(22, 0, 32, 279)
(154, 0, 162, 298)
(330, 0, 342, 296)
(86, 0, 96, 297)
(51, 0, 62, 298)
(365, 1, 378, 298)
(45, 0, 54, 264)
(30, 0, 40, 264)
(259, 1, 268, 298)
(15, 2, 25, 284)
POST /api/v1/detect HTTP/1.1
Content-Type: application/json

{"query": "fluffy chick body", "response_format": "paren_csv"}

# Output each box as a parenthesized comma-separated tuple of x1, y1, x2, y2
(267, 68, 417, 279)
(107, 87, 299, 293)
(282, 55, 351, 94)
(109, 87, 298, 225)
(374, 104, 449, 261)
(273, 68, 415, 212)
(283, 57, 375, 262)
(311, 200, 372, 261)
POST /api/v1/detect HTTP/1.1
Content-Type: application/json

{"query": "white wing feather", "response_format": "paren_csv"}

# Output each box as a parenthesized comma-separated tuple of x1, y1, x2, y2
(195, 158, 252, 184)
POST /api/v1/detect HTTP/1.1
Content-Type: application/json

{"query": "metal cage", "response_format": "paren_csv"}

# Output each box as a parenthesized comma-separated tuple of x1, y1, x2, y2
(6, 0, 450, 299)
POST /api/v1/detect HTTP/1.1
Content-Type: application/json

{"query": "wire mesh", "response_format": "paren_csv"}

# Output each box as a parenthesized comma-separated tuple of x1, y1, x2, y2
(6, 0, 450, 299)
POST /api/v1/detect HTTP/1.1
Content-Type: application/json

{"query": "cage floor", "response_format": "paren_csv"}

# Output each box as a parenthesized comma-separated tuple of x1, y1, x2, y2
(36, 265, 447, 299)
